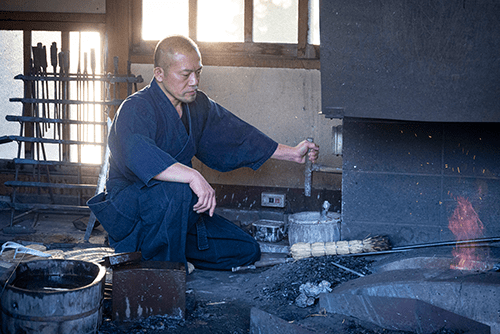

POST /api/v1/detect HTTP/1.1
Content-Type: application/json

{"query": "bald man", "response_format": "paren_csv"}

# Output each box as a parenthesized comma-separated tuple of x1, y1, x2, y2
(88, 35, 318, 271)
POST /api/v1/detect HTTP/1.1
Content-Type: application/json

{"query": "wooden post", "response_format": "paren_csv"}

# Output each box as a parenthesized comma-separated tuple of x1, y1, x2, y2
(105, 0, 131, 119)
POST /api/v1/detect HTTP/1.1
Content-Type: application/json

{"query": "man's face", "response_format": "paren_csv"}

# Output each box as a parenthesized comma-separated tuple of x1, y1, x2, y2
(154, 51, 203, 107)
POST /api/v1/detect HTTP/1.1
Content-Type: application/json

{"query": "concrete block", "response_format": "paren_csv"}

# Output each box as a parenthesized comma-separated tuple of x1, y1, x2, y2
(249, 308, 316, 334)
(320, 269, 500, 333)
(320, 295, 489, 333)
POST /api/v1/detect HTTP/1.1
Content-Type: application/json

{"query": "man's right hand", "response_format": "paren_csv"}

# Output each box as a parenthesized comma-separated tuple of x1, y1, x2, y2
(154, 163, 216, 216)
(188, 170, 216, 217)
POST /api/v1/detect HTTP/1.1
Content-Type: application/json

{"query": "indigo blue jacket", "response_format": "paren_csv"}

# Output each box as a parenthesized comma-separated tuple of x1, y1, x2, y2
(88, 79, 278, 263)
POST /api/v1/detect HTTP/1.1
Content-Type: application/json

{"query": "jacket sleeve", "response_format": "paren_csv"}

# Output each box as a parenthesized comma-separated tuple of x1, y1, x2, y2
(192, 93, 278, 172)
(108, 96, 178, 187)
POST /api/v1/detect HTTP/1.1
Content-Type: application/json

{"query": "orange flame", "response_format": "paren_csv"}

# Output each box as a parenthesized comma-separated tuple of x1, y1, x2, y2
(448, 197, 485, 270)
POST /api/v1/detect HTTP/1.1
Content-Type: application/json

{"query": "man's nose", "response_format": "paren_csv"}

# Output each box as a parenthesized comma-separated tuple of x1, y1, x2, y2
(189, 73, 199, 86)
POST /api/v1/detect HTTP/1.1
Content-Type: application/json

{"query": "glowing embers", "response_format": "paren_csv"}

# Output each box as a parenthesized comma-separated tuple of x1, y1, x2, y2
(448, 196, 489, 271)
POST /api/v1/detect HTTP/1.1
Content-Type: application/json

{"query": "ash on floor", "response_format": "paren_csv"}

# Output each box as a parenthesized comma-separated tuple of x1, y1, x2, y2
(97, 255, 467, 334)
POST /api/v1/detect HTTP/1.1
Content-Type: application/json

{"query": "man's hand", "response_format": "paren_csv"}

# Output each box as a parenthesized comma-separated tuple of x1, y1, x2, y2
(154, 163, 216, 216)
(271, 140, 319, 164)
(188, 170, 216, 216)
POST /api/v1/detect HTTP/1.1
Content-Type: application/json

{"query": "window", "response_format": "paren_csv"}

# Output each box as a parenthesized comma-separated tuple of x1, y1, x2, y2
(253, 0, 298, 43)
(0, 31, 104, 163)
(132, 0, 320, 69)
(0, 11, 107, 164)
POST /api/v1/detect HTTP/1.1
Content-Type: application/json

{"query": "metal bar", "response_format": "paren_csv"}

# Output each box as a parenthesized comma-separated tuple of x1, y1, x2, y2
(348, 237, 500, 257)
(13, 158, 100, 167)
(331, 261, 365, 277)
(10, 97, 124, 106)
(392, 237, 500, 251)
(4, 135, 106, 146)
(10, 203, 91, 212)
(5, 181, 97, 190)
(13, 73, 143, 83)
(6, 115, 107, 125)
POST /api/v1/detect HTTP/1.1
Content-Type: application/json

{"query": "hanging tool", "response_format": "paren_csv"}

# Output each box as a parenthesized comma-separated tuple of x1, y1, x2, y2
(90, 48, 96, 143)
(31, 43, 48, 161)
(50, 42, 59, 137)
(57, 51, 64, 160)
(113, 56, 119, 102)
(83, 51, 89, 146)
(77, 33, 82, 164)
(41, 44, 49, 131)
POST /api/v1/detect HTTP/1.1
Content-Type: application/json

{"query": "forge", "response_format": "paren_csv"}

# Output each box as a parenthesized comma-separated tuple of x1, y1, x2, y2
(315, 0, 500, 332)
(320, 250, 500, 333)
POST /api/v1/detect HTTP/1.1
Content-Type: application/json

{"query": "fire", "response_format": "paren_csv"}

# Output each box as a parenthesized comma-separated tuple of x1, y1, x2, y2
(448, 197, 485, 270)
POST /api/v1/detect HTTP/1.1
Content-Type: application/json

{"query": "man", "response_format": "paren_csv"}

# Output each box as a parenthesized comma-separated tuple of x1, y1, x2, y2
(88, 35, 319, 271)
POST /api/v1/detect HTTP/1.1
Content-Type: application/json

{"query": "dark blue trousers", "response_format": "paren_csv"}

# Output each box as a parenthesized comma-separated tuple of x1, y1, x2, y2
(185, 196, 261, 270)
(88, 181, 260, 271)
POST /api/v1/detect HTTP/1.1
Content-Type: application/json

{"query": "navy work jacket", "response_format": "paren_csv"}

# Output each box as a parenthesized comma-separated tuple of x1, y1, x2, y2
(88, 79, 278, 264)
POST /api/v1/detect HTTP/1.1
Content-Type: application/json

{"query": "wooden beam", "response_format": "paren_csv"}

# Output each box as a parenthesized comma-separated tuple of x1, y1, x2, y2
(189, 0, 197, 40)
(23, 30, 34, 159)
(0, 11, 105, 24)
(0, 21, 104, 32)
(106, 0, 131, 117)
(131, 42, 320, 69)
(131, 0, 142, 50)
(244, 0, 253, 43)
(297, 0, 309, 58)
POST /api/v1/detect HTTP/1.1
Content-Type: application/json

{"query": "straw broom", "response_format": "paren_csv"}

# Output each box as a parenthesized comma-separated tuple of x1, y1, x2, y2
(290, 236, 391, 260)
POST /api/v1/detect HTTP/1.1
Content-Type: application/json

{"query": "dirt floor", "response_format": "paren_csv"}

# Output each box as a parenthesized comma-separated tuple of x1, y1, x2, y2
(0, 210, 495, 334)
(97, 254, 470, 334)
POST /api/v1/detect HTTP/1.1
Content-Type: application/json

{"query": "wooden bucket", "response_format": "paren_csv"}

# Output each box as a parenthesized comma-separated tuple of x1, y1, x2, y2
(1, 259, 105, 334)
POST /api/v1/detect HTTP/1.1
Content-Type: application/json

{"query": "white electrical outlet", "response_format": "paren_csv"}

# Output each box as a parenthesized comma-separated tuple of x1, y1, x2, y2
(261, 193, 286, 208)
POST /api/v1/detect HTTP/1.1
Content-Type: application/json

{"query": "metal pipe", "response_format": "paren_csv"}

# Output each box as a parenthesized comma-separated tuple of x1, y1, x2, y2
(304, 137, 314, 196)
(331, 261, 365, 277)
(348, 237, 500, 257)
(304, 138, 342, 197)
(391, 237, 500, 251)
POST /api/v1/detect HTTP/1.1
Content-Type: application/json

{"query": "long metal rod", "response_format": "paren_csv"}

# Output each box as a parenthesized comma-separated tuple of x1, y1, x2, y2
(348, 237, 500, 257)
(7, 115, 107, 125)
(10, 97, 124, 106)
(392, 237, 500, 250)
(331, 261, 365, 277)
(14, 73, 143, 83)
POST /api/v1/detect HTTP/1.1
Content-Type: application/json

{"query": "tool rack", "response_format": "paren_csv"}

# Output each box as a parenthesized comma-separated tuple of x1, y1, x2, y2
(0, 42, 143, 235)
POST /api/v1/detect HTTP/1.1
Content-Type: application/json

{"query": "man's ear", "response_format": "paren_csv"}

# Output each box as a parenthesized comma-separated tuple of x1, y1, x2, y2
(153, 67, 164, 82)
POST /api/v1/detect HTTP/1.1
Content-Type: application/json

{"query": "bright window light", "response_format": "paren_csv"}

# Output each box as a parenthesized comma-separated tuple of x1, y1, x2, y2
(142, 0, 189, 41)
(69, 31, 103, 164)
(197, 0, 244, 42)
(309, 0, 320, 45)
(253, 0, 298, 43)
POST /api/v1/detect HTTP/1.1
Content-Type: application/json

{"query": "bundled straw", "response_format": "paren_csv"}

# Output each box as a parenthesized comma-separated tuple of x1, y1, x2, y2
(290, 236, 391, 260)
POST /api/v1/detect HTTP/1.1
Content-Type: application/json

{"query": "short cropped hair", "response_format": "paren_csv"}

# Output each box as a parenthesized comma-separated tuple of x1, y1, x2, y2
(154, 35, 201, 69)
